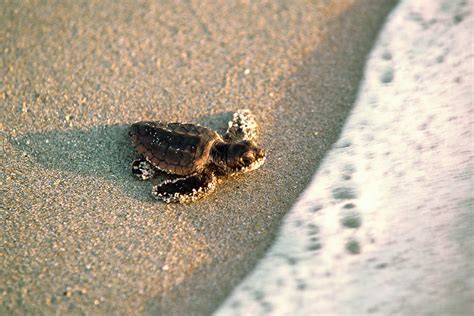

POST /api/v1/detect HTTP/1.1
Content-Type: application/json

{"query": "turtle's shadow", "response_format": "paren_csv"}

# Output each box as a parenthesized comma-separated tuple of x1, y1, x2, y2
(10, 112, 235, 202)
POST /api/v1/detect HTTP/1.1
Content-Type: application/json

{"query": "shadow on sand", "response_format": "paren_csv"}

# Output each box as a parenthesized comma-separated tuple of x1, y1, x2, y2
(10, 112, 236, 202)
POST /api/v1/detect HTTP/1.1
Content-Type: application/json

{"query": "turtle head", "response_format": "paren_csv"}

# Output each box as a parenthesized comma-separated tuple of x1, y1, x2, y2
(223, 140, 266, 173)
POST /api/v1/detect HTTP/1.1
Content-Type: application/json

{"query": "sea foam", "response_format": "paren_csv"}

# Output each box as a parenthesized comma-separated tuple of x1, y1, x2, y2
(215, 0, 473, 314)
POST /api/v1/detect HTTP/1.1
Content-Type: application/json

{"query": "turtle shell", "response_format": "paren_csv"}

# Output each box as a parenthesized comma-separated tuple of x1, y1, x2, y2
(130, 121, 221, 176)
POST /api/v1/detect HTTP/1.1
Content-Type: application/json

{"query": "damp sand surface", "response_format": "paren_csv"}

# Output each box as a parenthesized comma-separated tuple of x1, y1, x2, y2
(1, 1, 397, 314)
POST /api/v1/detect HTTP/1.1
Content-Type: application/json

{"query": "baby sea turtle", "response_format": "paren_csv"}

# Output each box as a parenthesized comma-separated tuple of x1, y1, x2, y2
(129, 109, 266, 203)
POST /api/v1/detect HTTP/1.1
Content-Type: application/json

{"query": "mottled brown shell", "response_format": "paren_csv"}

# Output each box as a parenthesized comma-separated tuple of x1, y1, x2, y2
(130, 121, 221, 176)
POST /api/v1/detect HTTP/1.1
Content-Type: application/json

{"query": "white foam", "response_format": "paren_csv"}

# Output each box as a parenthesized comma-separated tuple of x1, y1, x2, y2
(215, 0, 474, 314)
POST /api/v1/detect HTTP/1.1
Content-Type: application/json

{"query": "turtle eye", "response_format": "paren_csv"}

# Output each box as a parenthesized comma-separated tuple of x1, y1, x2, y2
(241, 157, 252, 165)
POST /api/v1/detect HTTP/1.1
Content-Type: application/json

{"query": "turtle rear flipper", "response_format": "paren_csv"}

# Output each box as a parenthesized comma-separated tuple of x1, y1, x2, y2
(152, 172, 217, 203)
(224, 109, 259, 142)
(132, 158, 156, 180)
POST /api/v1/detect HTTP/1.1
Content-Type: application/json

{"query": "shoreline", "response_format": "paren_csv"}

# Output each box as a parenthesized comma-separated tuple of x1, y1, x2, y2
(216, 0, 474, 314)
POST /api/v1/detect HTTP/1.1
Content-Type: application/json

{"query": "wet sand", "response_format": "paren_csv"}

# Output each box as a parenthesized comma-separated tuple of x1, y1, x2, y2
(1, 1, 397, 314)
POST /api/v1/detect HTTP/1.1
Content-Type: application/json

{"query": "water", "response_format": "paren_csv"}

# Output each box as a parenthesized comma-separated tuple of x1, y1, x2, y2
(215, 0, 474, 314)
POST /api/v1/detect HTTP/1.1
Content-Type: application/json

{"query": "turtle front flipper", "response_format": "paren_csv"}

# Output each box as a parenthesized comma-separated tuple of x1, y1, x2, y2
(224, 109, 259, 142)
(152, 172, 217, 203)
(131, 158, 156, 180)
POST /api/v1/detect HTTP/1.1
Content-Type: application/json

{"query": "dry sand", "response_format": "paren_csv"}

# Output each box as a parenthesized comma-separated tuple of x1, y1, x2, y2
(1, 1, 397, 314)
